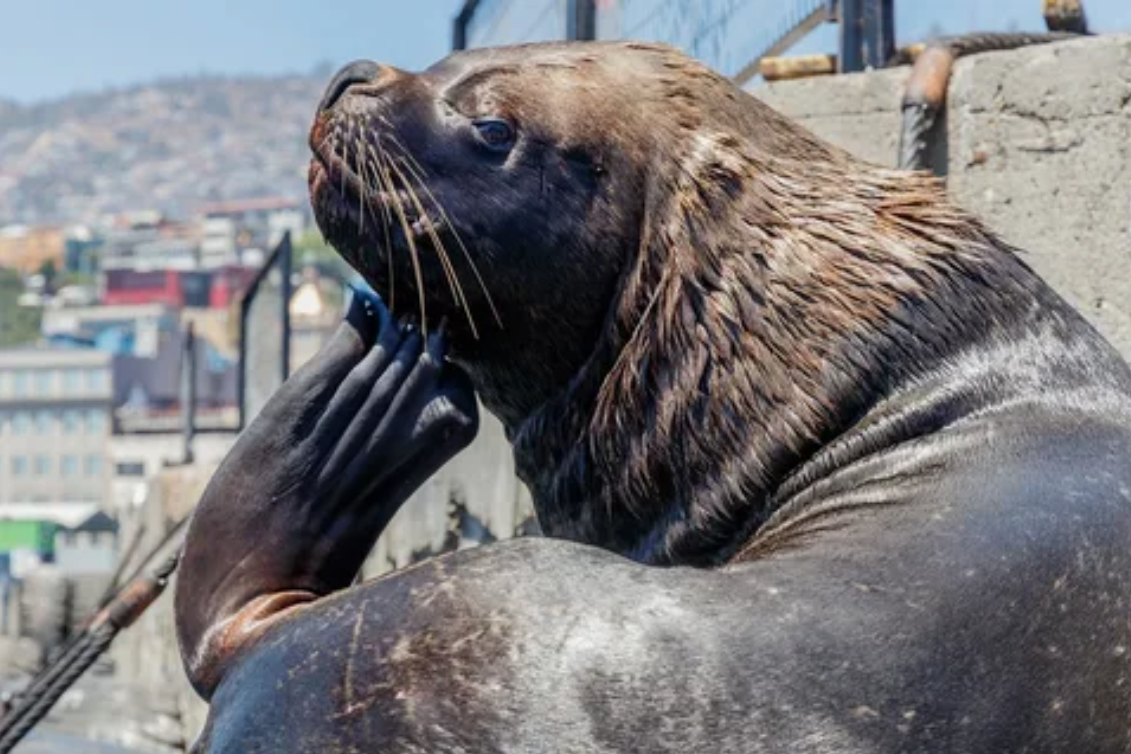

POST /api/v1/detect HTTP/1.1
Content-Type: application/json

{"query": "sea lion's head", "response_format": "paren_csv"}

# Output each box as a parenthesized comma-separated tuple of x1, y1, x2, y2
(309, 42, 836, 430)
(310, 42, 1029, 565)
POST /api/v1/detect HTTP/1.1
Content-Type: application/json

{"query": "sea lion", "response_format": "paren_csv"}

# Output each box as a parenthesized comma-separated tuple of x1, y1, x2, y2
(176, 41, 1131, 752)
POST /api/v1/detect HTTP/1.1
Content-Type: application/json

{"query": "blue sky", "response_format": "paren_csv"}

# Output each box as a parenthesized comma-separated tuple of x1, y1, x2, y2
(804, 0, 1131, 58)
(0, 0, 463, 102)
(2, 0, 1129, 103)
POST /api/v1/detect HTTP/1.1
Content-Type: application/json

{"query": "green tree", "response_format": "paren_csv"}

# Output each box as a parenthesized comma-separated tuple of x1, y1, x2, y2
(293, 229, 355, 283)
(0, 268, 42, 347)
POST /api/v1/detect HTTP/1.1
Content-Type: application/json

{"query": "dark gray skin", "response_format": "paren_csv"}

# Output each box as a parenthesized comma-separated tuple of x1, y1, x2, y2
(176, 42, 1131, 753)
(175, 289, 479, 697)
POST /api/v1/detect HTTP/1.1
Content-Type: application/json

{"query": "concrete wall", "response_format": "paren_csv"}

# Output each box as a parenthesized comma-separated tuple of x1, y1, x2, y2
(947, 36, 1131, 354)
(756, 64, 909, 169)
(362, 409, 533, 576)
(107, 432, 236, 515)
(756, 33, 1131, 358)
(111, 464, 215, 752)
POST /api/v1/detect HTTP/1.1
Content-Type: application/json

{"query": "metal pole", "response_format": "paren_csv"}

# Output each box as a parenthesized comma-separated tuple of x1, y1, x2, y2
(839, 0, 863, 72)
(237, 277, 249, 431)
(863, 0, 896, 68)
(568, 0, 597, 41)
(839, 0, 894, 72)
(452, 0, 481, 50)
(279, 231, 293, 382)
(453, 18, 467, 51)
(180, 322, 196, 465)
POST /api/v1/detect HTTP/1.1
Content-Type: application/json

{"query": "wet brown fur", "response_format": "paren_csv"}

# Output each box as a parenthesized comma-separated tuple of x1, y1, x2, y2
(311, 41, 1083, 567)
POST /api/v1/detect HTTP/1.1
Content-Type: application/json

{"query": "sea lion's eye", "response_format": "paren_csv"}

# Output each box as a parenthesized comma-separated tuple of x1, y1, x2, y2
(473, 119, 515, 151)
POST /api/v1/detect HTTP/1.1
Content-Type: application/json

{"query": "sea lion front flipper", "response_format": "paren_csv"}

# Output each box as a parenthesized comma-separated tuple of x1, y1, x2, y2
(173, 289, 479, 700)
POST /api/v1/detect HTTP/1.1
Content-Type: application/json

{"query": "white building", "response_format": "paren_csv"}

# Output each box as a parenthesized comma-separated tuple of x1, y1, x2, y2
(0, 348, 113, 505)
(107, 432, 235, 516)
(99, 214, 201, 271)
(198, 197, 306, 269)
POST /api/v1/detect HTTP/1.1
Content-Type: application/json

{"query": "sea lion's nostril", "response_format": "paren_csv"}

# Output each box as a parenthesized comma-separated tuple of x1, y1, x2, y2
(319, 60, 384, 113)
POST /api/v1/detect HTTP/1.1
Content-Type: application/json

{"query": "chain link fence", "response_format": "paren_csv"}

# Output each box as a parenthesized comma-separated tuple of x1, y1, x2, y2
(453, 0, 889, 82)
(600, 0, 834, 82)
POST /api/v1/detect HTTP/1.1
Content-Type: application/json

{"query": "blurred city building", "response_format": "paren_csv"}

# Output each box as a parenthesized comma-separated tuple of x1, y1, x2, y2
(0, 225, 65, 275)
(0, 348, 113, 506)
(199, 197, 305, 270)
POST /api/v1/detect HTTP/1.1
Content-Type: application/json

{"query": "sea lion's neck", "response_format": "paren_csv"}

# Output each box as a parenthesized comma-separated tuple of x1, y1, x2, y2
(510, 152, 1123, 567)
(456, 306, 617, 432)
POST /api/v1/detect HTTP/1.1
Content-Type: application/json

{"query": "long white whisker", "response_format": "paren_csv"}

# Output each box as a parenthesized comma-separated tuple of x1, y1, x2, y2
(383, 132, 504, 331)
(373, 146, 428, 334)
(387, 155, 478, 339)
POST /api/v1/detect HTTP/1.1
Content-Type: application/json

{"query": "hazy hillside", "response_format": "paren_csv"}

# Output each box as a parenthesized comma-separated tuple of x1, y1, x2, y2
(0, 74, 330, 226)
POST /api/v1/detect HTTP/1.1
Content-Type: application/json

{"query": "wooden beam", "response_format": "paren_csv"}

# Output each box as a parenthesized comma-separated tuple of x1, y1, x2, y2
(732, 5, 831, 86)
(760, 54, 838, 82)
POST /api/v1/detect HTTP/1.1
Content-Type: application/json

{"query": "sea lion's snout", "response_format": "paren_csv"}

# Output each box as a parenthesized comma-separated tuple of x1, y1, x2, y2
(317, 59, 390, 113)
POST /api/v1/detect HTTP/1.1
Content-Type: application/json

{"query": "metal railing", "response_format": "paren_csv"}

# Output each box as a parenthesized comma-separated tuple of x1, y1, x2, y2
(237, 231, 293, 430)
(452, 0, 896, 83)
(609, 0, 839, 82)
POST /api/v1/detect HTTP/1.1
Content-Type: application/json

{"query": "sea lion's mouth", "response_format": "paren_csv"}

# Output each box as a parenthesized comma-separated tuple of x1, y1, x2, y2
(307, 126, 454, 302)
(308, 150, 445, 247)
(308, 117, 498, 343)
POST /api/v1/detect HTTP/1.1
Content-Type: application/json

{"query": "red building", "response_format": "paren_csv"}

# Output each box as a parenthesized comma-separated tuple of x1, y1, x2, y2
(103, 266, 259, 309)
(103, 269, 225, 308)
(209, 266, 259, 309)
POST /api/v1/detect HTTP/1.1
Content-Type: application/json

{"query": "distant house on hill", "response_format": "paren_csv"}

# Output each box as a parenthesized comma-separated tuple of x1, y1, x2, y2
(198, 196, 306, 270)
(0, 225, 65, 275)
